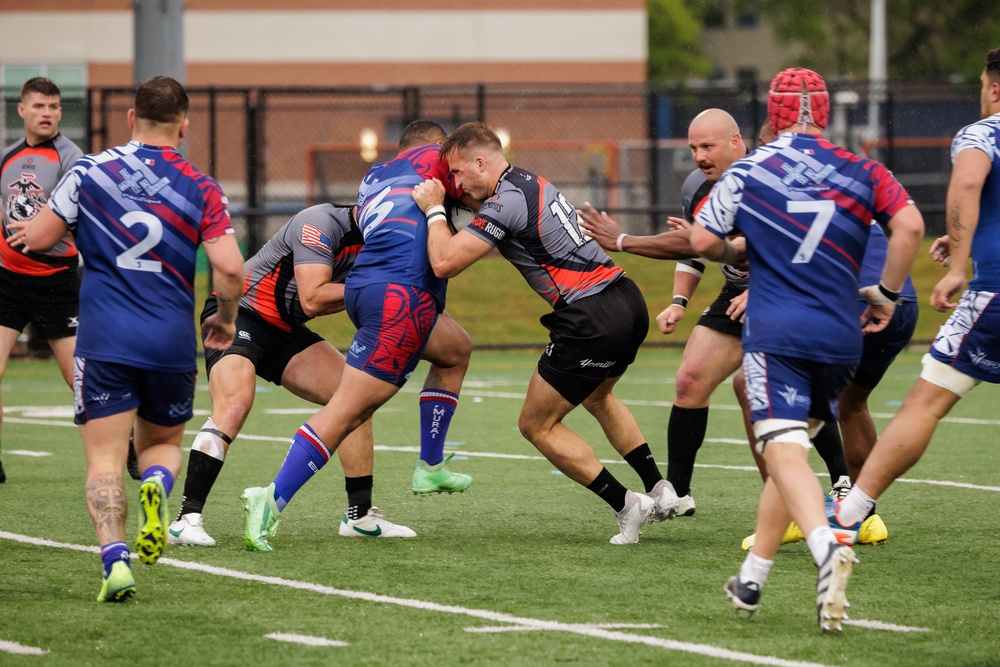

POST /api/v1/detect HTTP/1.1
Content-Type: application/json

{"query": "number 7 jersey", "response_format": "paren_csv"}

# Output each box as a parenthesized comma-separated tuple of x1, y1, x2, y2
(696, 133, 913, 364)
(48, 140, 234, 372)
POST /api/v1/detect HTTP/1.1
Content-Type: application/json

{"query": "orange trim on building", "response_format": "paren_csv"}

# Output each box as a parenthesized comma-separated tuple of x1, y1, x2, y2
(89, 61, 645, 88)
(4, 0, 641, 11)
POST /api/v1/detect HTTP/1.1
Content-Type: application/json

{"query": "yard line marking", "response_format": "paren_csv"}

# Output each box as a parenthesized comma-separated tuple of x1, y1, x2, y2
(263, 408, 402, 415)
(0, 531, 836, 667)
(265, 633, 348, 647)
(895, 477, 1000, 492)
(7, 415, 999, 493)
(3, 417, 76, 428)
(842, 620, 931, 633)
(465, 623, 665, 633)
(0, 640, 49, 655)
(4, 449, 52, 457)
(9, 400, 1000, 427)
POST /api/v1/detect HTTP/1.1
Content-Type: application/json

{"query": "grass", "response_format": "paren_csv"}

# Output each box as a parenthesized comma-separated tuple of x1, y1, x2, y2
(2, 347, 999, 666)
(298, 236, 959, 348)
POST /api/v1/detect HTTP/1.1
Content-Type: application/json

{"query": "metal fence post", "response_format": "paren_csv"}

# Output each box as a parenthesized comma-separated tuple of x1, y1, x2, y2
(245, 89, 261, 255)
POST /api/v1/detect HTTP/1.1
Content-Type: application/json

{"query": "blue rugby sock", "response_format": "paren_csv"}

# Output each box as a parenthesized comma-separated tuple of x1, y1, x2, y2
(419, 390, 458, 466)
(272, 424, 331, 511)
(100, 541, 131, 577)
(142, 465, 174, 496)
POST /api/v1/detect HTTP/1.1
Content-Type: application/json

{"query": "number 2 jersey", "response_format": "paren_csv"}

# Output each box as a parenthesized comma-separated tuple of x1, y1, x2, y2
(350, 143, 460, 310)
(48, 140, 234, 372)
(464, 165, 622, 308)
(240, 203, 361, 331)
(696, 132, 913, 364)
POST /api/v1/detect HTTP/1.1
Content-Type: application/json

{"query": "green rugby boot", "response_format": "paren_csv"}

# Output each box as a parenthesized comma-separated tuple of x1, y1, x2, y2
(411, 453, 472, 495)
(97, 561, 136, 603)
(241, 483, 280, 551)
(136, 476, 168, 564)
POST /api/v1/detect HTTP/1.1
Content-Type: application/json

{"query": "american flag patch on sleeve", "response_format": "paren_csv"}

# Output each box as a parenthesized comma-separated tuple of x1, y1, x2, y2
(301, 223, 332, 249)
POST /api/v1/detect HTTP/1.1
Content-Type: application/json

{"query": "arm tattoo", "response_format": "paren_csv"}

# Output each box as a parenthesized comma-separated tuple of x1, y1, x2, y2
(947, 204, 964, 247)
(86, 471, 127, 538)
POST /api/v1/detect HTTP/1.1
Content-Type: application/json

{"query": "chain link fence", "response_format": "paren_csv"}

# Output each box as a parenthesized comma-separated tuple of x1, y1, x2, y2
(72, 80, 982, 255)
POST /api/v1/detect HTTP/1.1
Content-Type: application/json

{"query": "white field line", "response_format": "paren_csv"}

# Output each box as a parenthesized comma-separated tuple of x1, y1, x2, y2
(465, 623, 664, 633)
(0, 531, 835, 667)
(842, 620, 931, 633)
(264, 633, 348, 647)
(5, 416, 1000, 493)
(0, 640, 49, 655)
(4, 449, 52, 457)
(8, 398, 1000, 427)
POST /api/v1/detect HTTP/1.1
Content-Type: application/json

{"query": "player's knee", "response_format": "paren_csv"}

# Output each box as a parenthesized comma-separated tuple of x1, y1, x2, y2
(752, 418, 811, 455)
(674, 368, 712, 405)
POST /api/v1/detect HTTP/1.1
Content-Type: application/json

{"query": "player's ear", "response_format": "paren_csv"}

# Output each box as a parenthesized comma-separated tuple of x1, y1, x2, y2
(127, 108, 136, 131)
(179, 117, 190, 141)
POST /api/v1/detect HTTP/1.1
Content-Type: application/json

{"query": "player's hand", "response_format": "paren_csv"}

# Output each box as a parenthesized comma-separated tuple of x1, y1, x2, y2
(412, 178, 446, 212)
(726, 289, 748, 322)
(201, 314, 236, 351)
(929, 272, 966, 312)
(656, 304, 685, 335)
(666, 216, 691, 231)
(929, 234, 952, 267)
(6, 220, 28, 248)
(727, 236, 748, 269)
(576, 202, 621, 251)
(860, 302, 895, 334)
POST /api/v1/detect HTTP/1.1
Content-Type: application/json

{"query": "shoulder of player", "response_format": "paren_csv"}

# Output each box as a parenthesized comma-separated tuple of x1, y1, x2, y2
(52, 134, 84, 160)
(0, 139, 27, 164)
(290, 203, 350, 234)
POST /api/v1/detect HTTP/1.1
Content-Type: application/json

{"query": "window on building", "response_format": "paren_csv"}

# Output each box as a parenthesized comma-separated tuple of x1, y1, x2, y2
(736, 67, 759, 86)
(734, 0, 758, 28)
(699, 0, 726, 29)
(2, 63, 87, 150)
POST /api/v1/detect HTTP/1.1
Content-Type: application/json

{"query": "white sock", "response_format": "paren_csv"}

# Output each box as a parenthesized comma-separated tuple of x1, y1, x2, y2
(739, 551, 774, 587)
(192, 418, 228, 461)
(806, 526, 838, 565)
(839, 486, 876, 525)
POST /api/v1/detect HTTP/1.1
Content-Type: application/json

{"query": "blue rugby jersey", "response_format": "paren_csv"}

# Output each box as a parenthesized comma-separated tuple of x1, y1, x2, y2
(349, 144, 460, 310)
(697, 132, 913, 364)
(48, 141, 233, 372)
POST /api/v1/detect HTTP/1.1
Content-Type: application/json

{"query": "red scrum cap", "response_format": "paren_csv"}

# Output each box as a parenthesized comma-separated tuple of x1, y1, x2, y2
(768, 68, 830, 132)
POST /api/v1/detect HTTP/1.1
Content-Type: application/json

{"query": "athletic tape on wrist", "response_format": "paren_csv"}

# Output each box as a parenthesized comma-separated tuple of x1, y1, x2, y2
(615, 233, 629, 252)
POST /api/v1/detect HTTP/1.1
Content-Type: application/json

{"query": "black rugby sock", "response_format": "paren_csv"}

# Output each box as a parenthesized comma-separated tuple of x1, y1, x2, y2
(587, 467, 629, 513)
(666, 406, 709, 497)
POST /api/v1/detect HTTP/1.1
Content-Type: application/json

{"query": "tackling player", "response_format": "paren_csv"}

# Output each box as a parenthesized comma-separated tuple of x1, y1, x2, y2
(241, 121, 473, 551)
(412, 122, 681, 545)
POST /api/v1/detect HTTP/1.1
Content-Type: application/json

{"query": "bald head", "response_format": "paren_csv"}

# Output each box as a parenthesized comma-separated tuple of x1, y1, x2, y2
(690, 108, 740, 137)
(687, 109, 746, 182)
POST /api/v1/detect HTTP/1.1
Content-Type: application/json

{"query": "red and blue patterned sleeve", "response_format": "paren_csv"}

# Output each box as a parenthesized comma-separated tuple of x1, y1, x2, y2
(199, 178, 234, 241)
(869, 161, 914, 225)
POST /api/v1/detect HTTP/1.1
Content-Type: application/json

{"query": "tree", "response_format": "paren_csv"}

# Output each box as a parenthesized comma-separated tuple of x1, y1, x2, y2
(647, 0, 715, 82)
(756, 0, 1000, 80)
